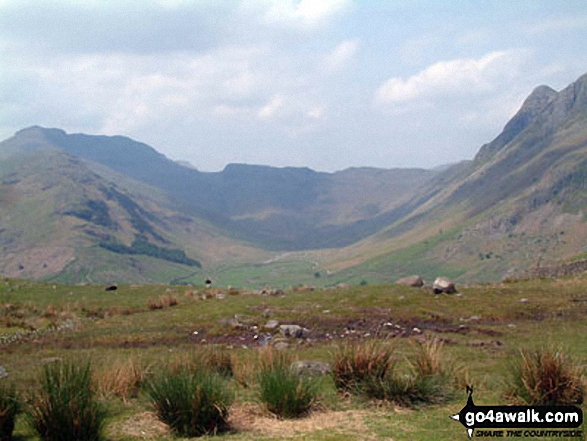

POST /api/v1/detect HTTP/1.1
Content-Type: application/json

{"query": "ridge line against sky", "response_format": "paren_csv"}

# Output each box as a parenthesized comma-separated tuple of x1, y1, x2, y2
(1, 0, 586, 172)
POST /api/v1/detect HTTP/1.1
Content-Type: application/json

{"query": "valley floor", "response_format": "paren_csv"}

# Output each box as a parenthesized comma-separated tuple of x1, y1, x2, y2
(1, 277, 586, 440)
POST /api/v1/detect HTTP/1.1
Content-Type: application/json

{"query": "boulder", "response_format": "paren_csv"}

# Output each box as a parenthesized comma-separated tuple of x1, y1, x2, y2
(433, 277, 456, 294)
(396, 275, 424, 287)
(279, 324, 307, 338)
(291, 360, 332, 377)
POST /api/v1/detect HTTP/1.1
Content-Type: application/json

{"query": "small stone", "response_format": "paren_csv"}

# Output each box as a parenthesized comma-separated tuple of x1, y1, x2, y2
(263, 320, 280, 330)
(519, 298, 529, 303)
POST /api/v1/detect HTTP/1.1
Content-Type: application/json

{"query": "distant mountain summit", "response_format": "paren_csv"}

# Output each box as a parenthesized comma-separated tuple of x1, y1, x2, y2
(2, 72, 587, 285)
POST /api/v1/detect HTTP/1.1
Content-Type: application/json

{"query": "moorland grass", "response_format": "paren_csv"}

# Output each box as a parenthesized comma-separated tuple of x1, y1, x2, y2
(332, 340, 395, 393)
(28, 360, 106, 441)
(94, 355, 147, 402)
(145, 365, 233, 437)
(258, 349, 319, 418)
(506, 347, 584, 405)
(0, 382, 21, 441)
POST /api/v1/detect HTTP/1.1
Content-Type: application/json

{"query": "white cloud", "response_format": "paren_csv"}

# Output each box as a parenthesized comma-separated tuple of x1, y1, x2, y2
(375, 50, 526, 105)
(323, 40, 358, 73)
(258, 95, 284, 118)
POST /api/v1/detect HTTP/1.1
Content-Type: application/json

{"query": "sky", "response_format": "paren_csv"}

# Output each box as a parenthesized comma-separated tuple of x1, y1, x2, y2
(1, 0, 587, 172)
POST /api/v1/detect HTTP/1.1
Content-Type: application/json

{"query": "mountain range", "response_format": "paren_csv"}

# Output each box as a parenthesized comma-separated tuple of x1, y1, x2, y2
(2, 72, 587, 287)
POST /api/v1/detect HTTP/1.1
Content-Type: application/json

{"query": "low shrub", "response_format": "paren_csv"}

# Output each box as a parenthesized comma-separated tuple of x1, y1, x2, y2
(258, 352, 318, 418)
(0, 383, 21, 441)
(145, 366, 233, 437)
(28, 360, 106, 441)
(506, 347, 584, 405)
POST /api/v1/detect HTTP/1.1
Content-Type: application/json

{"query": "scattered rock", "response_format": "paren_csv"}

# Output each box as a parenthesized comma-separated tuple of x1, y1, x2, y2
(272, 338, 290, 350)
(215, 292, 227, 300)
(291, 360, 332, 377)
(396, 275, 424, 287)
(519, 298, 529, 303)
(263, 320, 280, 331)
(279, 324, 307, 338)
(257, 333, 273, 346)
(0, 366, 8, 379)
(468, 340, 502, 348)
(433, 277, 456, 294)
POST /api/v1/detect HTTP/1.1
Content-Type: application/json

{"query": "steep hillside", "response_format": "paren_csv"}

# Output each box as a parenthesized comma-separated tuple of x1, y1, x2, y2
(2, 126, 438, 250)
(0, 147, 267, 284)
(326, 73, 587, 284)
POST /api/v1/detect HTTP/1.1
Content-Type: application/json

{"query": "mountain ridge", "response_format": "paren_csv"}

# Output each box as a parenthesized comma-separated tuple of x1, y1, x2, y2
(2, 72, 587, 286)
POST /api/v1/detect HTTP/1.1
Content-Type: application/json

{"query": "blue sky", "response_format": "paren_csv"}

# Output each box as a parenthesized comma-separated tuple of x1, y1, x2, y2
(1, 0, 586, 171)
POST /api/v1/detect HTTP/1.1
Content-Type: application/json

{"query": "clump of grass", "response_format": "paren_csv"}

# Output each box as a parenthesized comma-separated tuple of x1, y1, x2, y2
(28, 360, 106, 441)
(145, 366, 233, 437)
(0, 383, 21, 441)
(258, 350, 318, 418)
(332, 340, 395, 393)
(202, 346, 234, 378)
(147, 295, 179, 310)
(506, 347, 584, 405)
(95, 356, 147, 402)
(333, 338, 456, 407)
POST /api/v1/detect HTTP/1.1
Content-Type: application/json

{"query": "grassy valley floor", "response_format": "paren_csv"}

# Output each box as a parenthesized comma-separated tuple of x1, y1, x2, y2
(1, 277, 586, 440)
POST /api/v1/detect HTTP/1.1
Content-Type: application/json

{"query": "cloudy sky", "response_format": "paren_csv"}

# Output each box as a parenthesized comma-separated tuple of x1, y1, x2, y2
(1, 0, 586, 172)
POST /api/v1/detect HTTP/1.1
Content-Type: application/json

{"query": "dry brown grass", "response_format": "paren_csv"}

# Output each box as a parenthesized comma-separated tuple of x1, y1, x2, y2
(147, 295, 179, 310)
(229, 404, 375, 439)
(108, 411, 170, 440)
(332, 340, 395, 392)
(506, 347, 584, 405)
(94, 356, 148, 402)
(410, 336, 445, 378)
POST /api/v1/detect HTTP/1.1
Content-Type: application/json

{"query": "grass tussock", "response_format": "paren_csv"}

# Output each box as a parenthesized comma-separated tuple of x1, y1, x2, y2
(28, 360, 106, 441)
(0, 383, 21, 441)
(332, 340, 395, 393)
(147, 295, 179, 310)
(94, 356, 147, 402)
(145, 366, 233, 437)
(257, 349, 318, 418)
(333, 338, 456, 407)
(506, 347, 584, 405)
